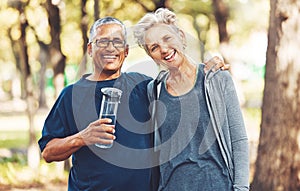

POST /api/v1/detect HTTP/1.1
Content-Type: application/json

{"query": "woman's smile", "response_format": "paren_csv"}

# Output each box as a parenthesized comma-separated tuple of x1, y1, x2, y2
(164, 50, 176, 61)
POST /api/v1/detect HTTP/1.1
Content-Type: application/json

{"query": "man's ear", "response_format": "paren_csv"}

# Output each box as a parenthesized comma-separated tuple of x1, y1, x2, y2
(87, 43, 92, 57)
(125, 44, 129, 57)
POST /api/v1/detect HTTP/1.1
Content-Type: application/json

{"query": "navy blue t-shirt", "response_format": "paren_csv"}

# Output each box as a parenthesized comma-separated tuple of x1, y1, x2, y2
(38, 72, 155, 191)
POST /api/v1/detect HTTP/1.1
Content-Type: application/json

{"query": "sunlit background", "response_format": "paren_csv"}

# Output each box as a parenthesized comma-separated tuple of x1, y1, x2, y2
(0, 0, 268, 190)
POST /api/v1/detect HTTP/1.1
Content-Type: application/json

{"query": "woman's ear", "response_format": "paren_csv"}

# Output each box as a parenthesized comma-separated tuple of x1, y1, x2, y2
(179, 29, 187, 49)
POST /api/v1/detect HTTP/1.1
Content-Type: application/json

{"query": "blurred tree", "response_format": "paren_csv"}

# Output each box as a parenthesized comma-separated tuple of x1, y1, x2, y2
(8, 0, 40, 169)
(251, 0, 300, 190)
(212, 0, 229, 43)
(171, 0, 214, 61)
(7, 27, 23, 98)
(94, 0, 99, 20)
(135, 0, 169, 11)
(45, 0, 66, 98)
(212, 0, 230, 64)
(36, 39, 49, 108)
(76, 0, 89, 79)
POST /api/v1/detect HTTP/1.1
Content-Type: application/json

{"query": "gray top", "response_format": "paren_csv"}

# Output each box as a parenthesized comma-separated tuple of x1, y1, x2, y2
(155, 64, 249, 191)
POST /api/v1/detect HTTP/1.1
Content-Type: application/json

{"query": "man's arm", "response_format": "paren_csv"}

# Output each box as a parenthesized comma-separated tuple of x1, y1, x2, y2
(41, 118, 115, 163)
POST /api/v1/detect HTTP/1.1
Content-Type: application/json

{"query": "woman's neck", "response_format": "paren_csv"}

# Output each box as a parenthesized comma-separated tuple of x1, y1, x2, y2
(166, 62, 197, 96)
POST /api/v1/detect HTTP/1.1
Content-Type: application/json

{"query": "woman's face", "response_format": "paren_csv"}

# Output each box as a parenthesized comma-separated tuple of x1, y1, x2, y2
(144, 23, 186, 70)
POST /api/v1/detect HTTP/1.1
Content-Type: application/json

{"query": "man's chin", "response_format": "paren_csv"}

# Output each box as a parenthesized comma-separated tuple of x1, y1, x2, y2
(102, 68, 121, 76)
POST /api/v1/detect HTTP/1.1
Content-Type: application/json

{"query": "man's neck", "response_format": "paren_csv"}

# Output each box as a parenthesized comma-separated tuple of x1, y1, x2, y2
(86, 71, 121, 81)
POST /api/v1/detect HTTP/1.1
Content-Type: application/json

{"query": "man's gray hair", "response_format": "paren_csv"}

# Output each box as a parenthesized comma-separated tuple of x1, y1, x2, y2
(89, 17, 127, 43)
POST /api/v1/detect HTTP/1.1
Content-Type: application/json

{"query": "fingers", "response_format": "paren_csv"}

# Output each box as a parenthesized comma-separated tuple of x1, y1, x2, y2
(80, 119, 116, 146)
(91, 118, 113, 126)
(204, 55, 228, 73)
(93, 124, 116, 146)
(221, 64, 230, 71)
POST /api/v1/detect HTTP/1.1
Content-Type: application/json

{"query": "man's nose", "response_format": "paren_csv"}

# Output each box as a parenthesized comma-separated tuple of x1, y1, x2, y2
(106, 41, 115, 50)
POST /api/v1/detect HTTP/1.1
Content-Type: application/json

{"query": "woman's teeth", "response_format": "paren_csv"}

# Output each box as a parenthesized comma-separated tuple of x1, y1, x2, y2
(164, 51, 175, 60)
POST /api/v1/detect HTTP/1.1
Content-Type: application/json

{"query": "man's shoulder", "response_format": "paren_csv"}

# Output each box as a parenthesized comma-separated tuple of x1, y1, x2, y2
(57, 78, 88, 100)
(123, 72, 153, 80)
(122, 72, 153, 86)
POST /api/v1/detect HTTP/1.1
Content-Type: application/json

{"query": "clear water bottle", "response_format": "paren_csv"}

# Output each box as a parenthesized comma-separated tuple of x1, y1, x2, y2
(95, 87, 122, 149)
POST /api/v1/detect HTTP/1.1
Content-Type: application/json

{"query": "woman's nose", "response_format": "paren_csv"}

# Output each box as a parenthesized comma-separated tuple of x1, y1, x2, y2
(159, 44, 168, 53)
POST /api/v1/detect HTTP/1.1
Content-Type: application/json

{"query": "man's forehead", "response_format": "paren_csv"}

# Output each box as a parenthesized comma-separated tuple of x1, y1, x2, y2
(96, 23, 123, 34)
(94, 24, 124, 40)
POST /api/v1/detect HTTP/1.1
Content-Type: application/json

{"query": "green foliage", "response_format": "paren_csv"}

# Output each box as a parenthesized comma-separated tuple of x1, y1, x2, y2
(0, 153, 27, 165)
(0, 130, 40, 149)
(0, 131, 28, 149)
(0, 0, 269, 75)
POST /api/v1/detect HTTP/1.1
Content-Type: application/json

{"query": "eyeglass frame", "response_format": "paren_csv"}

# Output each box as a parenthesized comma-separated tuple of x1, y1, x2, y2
(91, 38, 126, 48)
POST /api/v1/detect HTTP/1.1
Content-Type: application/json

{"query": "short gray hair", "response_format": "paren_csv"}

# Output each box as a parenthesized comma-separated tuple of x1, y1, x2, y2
(89, 17, 127, 43)
(133, 8, 179, 52)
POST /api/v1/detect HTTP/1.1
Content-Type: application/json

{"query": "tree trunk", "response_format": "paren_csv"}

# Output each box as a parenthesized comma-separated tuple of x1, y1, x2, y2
(212, 0, 229, 43)
(45, 0, 66, 98)
(251, 0, 300, 190)
(45, 0, 69, 171)
(37, 41, 49, 108)
(94, 0, 99, 20)
(18, 3, 40, 170)
(153, 0, 168, 8)
(192, 15, 207, 62)
(212, 0, 231, 70)
(135, 0, 169, 12)
(76, 0, 89, 79)
(8, 28, 26, 99)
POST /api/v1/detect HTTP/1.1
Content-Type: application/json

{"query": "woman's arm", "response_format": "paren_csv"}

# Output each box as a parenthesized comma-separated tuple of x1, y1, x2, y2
(223, 73, 249, 190)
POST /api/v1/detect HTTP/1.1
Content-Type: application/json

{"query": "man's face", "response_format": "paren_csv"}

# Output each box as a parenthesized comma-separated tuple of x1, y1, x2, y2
(89, 23, 128, 76)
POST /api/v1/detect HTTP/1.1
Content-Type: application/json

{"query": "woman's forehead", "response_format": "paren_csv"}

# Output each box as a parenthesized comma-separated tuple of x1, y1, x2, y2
(145, 23, 177, 41)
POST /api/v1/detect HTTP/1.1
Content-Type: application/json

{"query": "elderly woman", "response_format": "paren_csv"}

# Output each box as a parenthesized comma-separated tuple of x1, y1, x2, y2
(134, 8, 249, 191)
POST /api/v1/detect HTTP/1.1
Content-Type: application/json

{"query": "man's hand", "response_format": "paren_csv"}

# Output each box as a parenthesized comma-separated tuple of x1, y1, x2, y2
(41, 118, 115, 163)
(79, 118, 116, 146)
(204, 56, 230, 74)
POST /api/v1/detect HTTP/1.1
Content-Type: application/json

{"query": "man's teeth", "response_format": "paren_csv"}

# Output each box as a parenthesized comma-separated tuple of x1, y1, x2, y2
(103, 55, 116, 59)
(164, 51, 175, 60)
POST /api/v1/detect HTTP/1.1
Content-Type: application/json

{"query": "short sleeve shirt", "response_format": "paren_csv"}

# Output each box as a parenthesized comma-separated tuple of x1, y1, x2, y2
(38, 72, 154, 191)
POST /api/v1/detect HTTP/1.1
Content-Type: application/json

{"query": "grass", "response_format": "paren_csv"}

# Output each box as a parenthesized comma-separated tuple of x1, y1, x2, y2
(0, 124, 67, 190)
(0, 159, 68, 190)
(0, 130, 30, 149)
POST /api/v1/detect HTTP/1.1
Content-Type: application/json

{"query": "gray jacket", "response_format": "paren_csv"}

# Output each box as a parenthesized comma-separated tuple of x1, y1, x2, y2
(205, 68, 249, 191)
(148, 66, 249, 191)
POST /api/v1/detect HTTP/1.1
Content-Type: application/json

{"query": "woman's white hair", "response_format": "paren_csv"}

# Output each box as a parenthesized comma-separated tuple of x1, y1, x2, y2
(133, 8, 180, 51)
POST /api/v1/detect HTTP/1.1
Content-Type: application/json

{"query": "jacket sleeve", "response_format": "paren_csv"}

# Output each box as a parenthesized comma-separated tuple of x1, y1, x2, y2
(222, 72, 249, 191)
(205, 69, 249, 191)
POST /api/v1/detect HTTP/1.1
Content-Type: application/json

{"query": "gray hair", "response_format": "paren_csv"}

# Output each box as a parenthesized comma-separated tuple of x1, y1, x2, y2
(133, 8, 180, 52)
(89, 17, 127, 43)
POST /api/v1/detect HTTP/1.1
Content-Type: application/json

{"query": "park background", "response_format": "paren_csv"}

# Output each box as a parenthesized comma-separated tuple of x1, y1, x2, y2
(0, 0, 299, 190)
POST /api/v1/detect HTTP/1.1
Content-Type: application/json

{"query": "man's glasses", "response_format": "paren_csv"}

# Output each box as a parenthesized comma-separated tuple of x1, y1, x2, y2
(92, 39, 125, 48)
